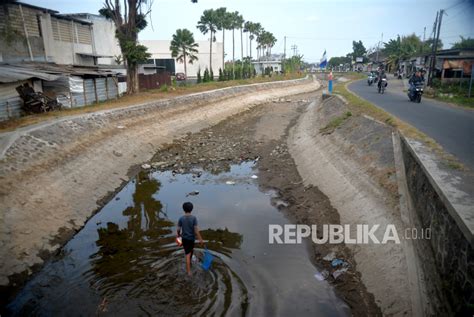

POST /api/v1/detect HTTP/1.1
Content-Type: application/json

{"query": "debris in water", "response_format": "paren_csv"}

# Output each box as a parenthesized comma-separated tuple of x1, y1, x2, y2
(314, 270, 329, 281)
(322, 252, 336, 262)
(142, 163, 151, 169)
(332, 268, 348, 280)
(331, 258, 348, 268)
(186, 190, 200, 197)
(251, 175, 258, 179)
(226, 181, 236, 185)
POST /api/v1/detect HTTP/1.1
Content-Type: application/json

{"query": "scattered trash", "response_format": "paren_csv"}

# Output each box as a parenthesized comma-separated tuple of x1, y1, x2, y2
(314, 270, 329, 281)
(141, 163, 151, 169)
(331, 258, 349, 268)
(251, 175, 258, 179)
(186, 190, 200, 197)
(116, 125, 125, 129)
(254, 156, 260, 162)
(201, 247, 214, 271)
(192, 255, 197, 263)
(275, 200, 289, 208)
(151, 161, 167, 168)
(322, 252, 336, 262)
(331, 258, 345, 267)
(225, 181, 236, 185)
(332, 267, 348, 280)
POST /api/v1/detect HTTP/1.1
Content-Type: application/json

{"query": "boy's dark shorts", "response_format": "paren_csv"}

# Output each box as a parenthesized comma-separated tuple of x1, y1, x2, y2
(182, 238, 195, 255)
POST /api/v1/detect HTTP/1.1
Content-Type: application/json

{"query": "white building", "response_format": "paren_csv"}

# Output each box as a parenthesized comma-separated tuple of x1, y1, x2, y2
(252, 54, 284, 75)
(140, 40, 224, 78)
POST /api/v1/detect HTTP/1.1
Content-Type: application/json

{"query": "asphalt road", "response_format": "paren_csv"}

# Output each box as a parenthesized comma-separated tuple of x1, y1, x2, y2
(348, 78, 474, 170)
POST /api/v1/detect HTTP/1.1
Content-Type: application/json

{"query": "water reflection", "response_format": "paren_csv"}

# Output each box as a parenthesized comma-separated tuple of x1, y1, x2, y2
(7, 164, 348, 316)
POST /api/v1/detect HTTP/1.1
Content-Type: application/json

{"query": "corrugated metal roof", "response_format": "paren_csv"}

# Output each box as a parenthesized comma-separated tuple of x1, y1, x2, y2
(0, 66, 60, 83)
(0, 63, 121, 83)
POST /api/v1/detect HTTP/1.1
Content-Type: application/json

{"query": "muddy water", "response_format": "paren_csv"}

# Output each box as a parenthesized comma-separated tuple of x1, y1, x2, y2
(7, 162, 349, 316)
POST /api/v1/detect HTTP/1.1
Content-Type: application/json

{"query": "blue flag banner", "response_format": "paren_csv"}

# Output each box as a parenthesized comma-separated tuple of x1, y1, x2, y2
(319, 50, 327, 68)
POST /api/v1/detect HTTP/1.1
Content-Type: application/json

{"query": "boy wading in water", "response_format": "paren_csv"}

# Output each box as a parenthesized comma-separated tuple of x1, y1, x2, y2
(177, 202, 204, 276)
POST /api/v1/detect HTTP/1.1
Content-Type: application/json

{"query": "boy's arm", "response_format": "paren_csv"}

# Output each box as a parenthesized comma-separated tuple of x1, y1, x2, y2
(194, 226, 204, 246)
(177, 225, 181, 237)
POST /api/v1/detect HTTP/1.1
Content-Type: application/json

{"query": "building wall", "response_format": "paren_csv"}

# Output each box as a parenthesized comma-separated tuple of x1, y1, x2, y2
(0, 4, 120, 66)
(0, 4, 47, 62)
(140, 40, 224, 78)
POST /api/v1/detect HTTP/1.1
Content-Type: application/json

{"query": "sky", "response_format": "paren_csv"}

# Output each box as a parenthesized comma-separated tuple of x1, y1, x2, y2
(24, 0, 474, 63)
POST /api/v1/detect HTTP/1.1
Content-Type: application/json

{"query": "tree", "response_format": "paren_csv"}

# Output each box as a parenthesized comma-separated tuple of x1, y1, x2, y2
(229, 11, 243, 79)
(235, 14, 245, 61)
(451, 36, 474, 49)
(328, 56, 351, 68)
(215, 7, 231, 71)
(197, 9, 218, 75)
(245, 22, 262, 59)
(170, 28, 198, 81)
(99, 0, 153, 94)
(352, 40, 367, 62)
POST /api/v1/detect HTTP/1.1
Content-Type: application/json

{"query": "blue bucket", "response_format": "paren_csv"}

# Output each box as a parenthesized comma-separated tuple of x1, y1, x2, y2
(201, 247, 214, 271)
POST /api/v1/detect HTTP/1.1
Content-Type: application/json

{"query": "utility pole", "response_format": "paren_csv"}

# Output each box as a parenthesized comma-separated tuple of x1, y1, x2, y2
(428, 10, 444, 86)
(421, 26, 426, 54)
(376, 33, 383, 64)
(291, 45, 297, 57)
(284, 36, 287, 59)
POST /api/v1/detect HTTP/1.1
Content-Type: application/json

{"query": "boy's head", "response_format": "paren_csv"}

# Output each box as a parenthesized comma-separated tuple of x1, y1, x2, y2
(183, 202, 193, 213)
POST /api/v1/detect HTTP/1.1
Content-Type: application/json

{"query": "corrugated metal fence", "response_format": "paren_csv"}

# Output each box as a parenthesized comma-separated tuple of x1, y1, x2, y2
(138, 72, 171, 90)
(0, 76, 119, 121)
(0, 82, 24, 121)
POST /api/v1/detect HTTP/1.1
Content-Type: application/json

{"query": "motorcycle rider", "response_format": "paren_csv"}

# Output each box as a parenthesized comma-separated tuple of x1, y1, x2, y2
(409, 70, 424, 97)
(377, 68, 387, 90)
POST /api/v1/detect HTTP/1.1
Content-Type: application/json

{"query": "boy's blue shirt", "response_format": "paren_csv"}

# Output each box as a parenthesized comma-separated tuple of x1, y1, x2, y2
(178, 214, 197, 240)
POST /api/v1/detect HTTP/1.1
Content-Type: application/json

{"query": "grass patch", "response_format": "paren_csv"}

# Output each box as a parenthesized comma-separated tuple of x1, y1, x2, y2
(319, 111, 352, 134)
(0, 73, 306, 132)
(432, 95, 474, 108)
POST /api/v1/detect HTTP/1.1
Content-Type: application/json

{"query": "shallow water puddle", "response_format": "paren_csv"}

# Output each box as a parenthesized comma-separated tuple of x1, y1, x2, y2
(8, 162, 349, 316)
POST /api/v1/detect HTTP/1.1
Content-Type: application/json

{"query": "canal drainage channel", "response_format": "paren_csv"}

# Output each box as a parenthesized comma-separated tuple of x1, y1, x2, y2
(7, 162, 349, 316)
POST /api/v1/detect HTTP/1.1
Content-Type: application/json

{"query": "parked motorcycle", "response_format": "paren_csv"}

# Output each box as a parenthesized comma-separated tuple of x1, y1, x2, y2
(367, 74, 375, 86)
(408, 83, 424, 103)
(378, 78, 387, 94)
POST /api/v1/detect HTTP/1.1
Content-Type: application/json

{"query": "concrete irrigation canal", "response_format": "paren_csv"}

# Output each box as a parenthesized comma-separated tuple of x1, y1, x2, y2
(1, 77, 473, 316)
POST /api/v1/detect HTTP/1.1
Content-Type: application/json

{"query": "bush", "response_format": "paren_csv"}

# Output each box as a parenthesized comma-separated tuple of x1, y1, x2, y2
(197, 67, 202, 84)
(218, 68, 224, 81)
(203, 68, 210, 82)
(160, 84, 168, 92)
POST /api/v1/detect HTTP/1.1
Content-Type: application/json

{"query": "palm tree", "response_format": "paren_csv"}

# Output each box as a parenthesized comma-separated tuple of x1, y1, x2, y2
(215, 7, 231, 71)
(170, 29, 199, 81)
(247, 22, 262, 60)
(197, 9, 218, 74)
(229, 11, 242, 79)
(243, 21, 251, 57)
(236, 14, 245, 61)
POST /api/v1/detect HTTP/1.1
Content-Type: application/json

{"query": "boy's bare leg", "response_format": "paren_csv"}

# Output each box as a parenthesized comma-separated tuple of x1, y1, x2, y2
(186, 253, 192, 276)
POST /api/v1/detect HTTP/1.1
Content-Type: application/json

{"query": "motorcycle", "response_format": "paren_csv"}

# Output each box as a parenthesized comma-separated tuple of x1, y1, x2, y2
(367, 74, 374, 86)
(408, 82, 424, 103)
(378, 78, 387, 94)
